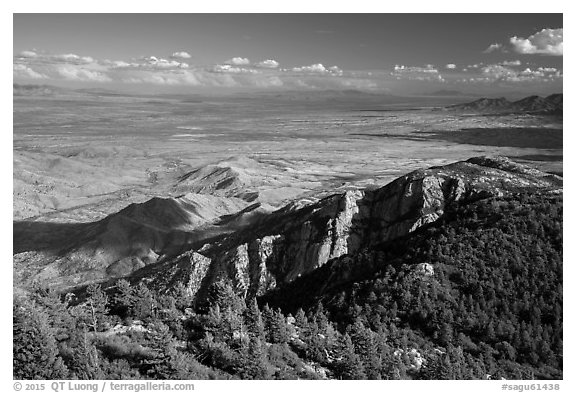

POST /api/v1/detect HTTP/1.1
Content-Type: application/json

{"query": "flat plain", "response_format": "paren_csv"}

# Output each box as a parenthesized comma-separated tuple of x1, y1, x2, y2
(13, 89, 562, 225)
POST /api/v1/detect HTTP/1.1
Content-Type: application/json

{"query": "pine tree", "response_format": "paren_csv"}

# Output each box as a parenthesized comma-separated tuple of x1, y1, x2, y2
(335, 333, 366, 380)
(240, 336, 270, 379)
(132, 283, 157, 321)
(244, 298, 265, 340)
(269, 309, 289, 344)
(112, 279, 134, 318)
(85, 283, 109, 332)
(13, 299, 69, 379)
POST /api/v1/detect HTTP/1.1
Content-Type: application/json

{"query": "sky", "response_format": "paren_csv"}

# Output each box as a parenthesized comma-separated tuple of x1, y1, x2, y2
(13, 14, 563, 95)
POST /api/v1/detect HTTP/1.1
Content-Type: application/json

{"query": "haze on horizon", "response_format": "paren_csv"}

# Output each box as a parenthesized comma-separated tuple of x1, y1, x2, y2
(13, 14, 563, 96)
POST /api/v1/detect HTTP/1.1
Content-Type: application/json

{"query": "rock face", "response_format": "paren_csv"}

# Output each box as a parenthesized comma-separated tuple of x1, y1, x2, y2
(141, 156, 561, 301)
(14, 156, 561, 296)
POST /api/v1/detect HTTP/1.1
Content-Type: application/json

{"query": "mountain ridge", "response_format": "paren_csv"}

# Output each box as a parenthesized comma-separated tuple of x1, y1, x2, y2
(447, 94, 562, 114)
(14, 156, 560, 301)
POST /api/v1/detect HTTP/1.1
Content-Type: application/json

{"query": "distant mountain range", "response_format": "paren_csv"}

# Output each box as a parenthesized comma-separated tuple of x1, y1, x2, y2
(13, 83, 61, 96)
(448, 94, 562, 115)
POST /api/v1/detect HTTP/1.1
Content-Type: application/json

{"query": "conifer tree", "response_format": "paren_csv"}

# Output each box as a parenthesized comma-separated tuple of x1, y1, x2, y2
(13, 300, 69, 379)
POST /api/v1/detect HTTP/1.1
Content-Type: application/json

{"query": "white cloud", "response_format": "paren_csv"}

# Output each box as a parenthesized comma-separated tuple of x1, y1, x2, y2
(109, 60, 133, 68)
(445, 64, 457, 69)
(499, 60, 522, 67)
(17, 50, 38, 58)
(484, 43, 503, 53)
(171, 51, 191, 59)
(538, 67, 559, 74)
(13, 64, 47, 79)
(109, 56, 189, 70)
(510, 28, 563, 56)
(211, 64, 259, 74)
(392, 64, 444, 82)
(481, 64, 516, 79)
(225, 57, 250, 66)
(394, 64, 438, 73)
(255, 59, 280, 69)
(143, 56, 189, 69)
(461, 63, 563, 84)
(56, 66, 111, 82)
(291, 63, 343, 76)
(53, 53, 94, 64)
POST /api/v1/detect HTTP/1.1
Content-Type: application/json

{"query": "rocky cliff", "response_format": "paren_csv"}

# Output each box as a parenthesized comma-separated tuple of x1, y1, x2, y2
(14, 156, 561, 296)
(137, 156, 561, 302)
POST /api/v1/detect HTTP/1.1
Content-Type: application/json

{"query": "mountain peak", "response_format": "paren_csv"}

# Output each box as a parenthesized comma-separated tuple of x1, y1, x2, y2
(448, 93, 562, 114)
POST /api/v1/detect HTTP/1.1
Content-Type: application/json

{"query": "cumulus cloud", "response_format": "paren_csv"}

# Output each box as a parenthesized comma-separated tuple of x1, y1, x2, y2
(460, 63, 563, 84)
(56, 66, 112, 82)
(17, 50, 38, 58)
(225, 57, 250, 66)
(392, 64, 444, 82)
(10, 48, 409, 92)
(445, 64, 457, 69)
(211, 64, 259, 74)
(53, 53, 95, 64)
(484, 43, 504, 53)
(500, 60, 522, 67)
(15, 51, 96, 65)
(171, 51, 191, 59)
(481, 64, 516, 79)
(291, 63, 343, 76)
(124, 72, 198, 86)
(13, 64, 47, 79)
(510, 28, 563, 56)
(143, 56, 189, 69)
(109, 56, 189, 70)
(255, 59, 280, 69)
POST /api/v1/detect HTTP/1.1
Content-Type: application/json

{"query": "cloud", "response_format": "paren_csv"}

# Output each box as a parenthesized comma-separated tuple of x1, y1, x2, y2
(142, 56, 189, 69)
(53, 53, 95, 64)
(255, 59, 280, 69)
(109, 56, 189, 70)
(460, 63, 563, 84)
(484, 43, 504, 53)
(392, 64, 444, 82)
(15, 51, 97, 65)
(13, 48, 452, 92)
(445, 64, 457, 69)
(56, 65, 111, 82)
(510, 28, 563, 56)
(13, 64, 47, 79)
(124, 71, 201, 86)
(225, 57, 250, 66)
(17, 50, 38, 58)
(481, 64, 516, 79)
(499, 60, 522, 67)
(211, 64, 259, 74)
(171, 51, 191, 59)
(291, 63, 343, 76)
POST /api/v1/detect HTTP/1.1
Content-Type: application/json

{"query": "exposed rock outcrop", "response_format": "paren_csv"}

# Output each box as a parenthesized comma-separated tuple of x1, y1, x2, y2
(141, 156, 561, 301)
(14, 156, 561, 295)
